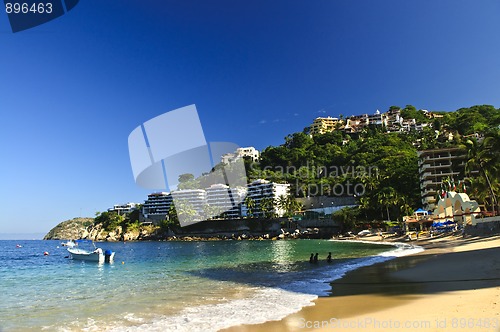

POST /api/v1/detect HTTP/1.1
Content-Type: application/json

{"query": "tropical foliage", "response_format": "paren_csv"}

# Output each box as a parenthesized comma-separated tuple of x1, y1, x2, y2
(144, 105, 500, 226)
(255, 125, 420, 222)
(94, 211, 127, 232)
(465, 129, 500, 214)
(253, 105, 500, 222)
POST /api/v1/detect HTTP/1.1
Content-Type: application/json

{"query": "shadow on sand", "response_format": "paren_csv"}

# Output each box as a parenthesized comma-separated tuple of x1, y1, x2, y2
(328, 244, 500, 298)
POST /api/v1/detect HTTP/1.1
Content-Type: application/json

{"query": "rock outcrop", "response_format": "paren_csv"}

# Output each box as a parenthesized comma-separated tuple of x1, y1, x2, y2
(44, 218, 168, 241)
(43, 217, 94, 240)
(44, 217, 334, 242)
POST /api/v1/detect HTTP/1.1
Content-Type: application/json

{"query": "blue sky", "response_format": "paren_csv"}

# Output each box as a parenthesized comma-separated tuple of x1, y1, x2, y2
(1, 0, 500, 235)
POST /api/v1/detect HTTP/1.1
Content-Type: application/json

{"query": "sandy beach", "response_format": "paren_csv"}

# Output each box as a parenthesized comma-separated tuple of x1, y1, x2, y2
(224, 234, 500, 332)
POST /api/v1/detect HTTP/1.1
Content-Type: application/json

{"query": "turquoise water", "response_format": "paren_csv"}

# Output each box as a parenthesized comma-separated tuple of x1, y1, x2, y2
(0, 240, 421, 331)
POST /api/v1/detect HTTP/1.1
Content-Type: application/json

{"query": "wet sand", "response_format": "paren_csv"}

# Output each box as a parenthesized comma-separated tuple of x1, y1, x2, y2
(223, 235, 500, 332)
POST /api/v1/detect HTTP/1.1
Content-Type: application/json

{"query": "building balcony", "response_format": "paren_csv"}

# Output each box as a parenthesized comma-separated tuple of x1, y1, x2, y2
(421, 180, 433, 187)
(428, 155, 464, 161)
(421, 172, 433, 179)
(422, 188, 437, 196)
(433, 171, 460, 177)
(433, 162, 452, 168)
(420, 164, 431, 171)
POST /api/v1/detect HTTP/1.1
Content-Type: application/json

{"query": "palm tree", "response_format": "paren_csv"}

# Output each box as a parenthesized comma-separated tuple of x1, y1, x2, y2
(481, 130, 500, 196)
(260, 197, 275, 219)
(167, 205, 179, 226)
(288, 197, 303, 217)
(358, 196, 371, 220)
(466, 135, 499, 215)
(375, 187, 398, 221)
(333, 207, 356, 233)
(359, 173, 380, 194)
(174, 199, 198, 223)
(398, 195, 413, 220)
(202, 204, 225, 220)
(276, 195, 289, 217)
(244, 196, 256, 218)
(466, 176, 490, 211)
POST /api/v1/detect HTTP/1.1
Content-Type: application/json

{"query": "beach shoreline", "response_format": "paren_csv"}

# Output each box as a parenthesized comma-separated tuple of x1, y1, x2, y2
(223, 234, 500, 332)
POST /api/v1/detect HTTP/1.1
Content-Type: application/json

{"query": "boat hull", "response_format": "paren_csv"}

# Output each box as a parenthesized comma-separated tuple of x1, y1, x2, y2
(67, 248, 114, 263)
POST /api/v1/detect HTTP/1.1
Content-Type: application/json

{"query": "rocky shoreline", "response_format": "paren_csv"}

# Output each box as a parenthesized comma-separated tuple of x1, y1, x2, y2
(43, 217, 329, 242)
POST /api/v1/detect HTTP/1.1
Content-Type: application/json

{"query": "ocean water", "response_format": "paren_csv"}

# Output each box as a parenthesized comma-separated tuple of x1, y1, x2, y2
(0, 239, 422, 331)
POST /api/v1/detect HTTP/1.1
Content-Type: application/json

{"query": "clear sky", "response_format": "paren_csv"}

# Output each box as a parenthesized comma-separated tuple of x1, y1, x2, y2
(1, 0, 500, 235)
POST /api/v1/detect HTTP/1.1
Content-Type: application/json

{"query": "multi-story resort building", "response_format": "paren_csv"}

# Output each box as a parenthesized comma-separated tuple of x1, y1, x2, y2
(142, 192, 173, 220)
(418, 147, 467, 211)
(206, 184, 247, 218)
(246, 179, 290, 217)
(171, 189, 207, 216)
(107, 202, 139, 214)
(141, 180, 291, 223)
(221, 146, 260, 164)
(309, 116, 344, 135)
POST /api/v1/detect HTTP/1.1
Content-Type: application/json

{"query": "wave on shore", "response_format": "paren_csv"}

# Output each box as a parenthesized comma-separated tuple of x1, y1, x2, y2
(109, 242, 423, 332)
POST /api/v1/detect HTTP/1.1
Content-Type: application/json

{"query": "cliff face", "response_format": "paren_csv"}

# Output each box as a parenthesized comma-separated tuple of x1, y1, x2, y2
(80, 223, 167, 242)
(44, 218, 332, 242)
(43, 218, 166, 241)
(43, 218, 94, 240)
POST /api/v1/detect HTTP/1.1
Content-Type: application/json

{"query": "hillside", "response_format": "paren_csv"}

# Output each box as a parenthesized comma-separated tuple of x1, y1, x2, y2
(43, 217, 93, 240)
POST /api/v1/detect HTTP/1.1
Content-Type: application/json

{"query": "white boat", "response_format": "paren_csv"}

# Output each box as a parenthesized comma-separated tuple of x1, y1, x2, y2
(67, 240, 115, 263)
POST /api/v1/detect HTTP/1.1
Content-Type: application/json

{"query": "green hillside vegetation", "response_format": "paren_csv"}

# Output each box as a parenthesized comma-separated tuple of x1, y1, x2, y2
(43, 217, 93, 240)
(256, 127, 420, 223)
(464, 129, 500, 215)
(109, 104, 500, 233)
(94, 207, 141, 232)
(253, 105, 500, 224)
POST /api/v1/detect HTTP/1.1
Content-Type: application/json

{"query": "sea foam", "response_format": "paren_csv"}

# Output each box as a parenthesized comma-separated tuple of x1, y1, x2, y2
(109, 242, 423, 332)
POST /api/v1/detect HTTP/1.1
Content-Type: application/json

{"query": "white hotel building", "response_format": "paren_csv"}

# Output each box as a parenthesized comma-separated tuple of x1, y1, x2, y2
(247, 179, 290, 217)
(141, 180, 290, 223)
(171, 189, 207, 216)
(142, 192, 173, 219)
(221, 146, 260, 164)
(206, 184, 247, 219)
(418, 147, 467, 211)
(108, 202, 139, 214)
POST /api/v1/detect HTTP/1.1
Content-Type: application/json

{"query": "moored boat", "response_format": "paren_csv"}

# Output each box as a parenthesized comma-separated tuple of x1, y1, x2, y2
(67, 240, 115, 263)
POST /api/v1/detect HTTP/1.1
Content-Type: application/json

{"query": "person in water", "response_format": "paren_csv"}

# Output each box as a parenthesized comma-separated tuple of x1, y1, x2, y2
(313, 253, 319, 263)
(327, 252, 332, 263)
(309, 253, 314, 263)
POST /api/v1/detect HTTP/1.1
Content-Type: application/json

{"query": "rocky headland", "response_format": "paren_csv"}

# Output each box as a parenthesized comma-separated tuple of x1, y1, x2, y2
(43, 217, 334, 242)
